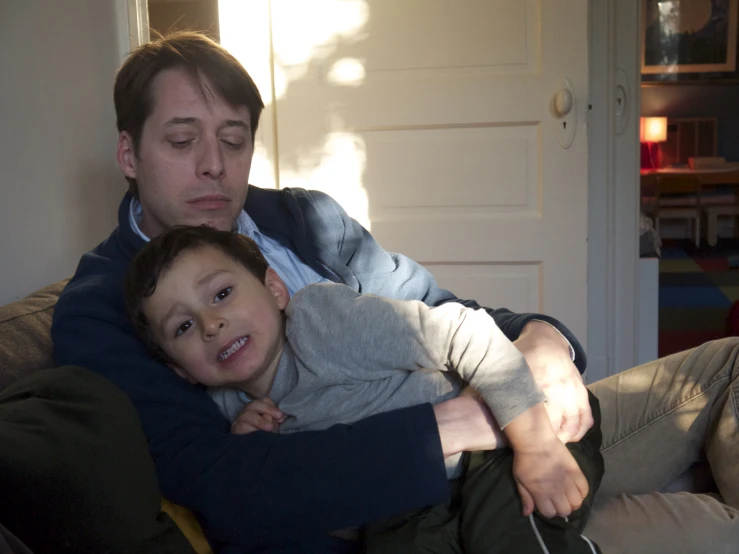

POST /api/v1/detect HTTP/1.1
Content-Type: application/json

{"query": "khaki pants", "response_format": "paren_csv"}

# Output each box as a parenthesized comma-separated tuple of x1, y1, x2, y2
(585, 338, 739, 553)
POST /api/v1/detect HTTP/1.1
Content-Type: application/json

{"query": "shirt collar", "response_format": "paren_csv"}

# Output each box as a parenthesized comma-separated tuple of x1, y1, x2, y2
(128, 196, 258, 242)
(128, 197, 149, 242)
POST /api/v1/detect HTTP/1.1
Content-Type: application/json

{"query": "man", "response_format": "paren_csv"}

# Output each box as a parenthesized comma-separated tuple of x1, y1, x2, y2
(51, 32, 739, 553)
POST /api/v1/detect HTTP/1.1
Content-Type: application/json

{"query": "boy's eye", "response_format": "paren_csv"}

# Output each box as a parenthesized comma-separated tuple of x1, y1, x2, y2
(214, 287, 232, 302)
(175, 320, 193, 337)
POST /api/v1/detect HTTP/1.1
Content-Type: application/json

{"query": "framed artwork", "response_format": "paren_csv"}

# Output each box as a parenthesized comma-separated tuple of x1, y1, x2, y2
(642, 0, 739, 83)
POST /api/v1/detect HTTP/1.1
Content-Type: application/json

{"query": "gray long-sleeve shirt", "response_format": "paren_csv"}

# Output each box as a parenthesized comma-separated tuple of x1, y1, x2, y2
(209, 283, 545, 475)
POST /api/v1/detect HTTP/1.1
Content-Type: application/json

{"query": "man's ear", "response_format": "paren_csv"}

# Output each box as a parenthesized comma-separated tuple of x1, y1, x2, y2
(168, 363, 199, 385)
(265, 268, 290, 310)
(117, 131, 138, 179)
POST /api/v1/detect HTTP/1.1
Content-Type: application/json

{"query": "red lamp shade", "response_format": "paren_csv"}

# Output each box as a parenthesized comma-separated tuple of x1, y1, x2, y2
(640, 117, 667, 143)
(640, 117, 667, 169)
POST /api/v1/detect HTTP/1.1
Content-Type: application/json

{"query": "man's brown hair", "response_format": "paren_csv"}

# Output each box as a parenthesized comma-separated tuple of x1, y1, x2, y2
(125, 225, 270, 362)
(114, 31, 264, 197)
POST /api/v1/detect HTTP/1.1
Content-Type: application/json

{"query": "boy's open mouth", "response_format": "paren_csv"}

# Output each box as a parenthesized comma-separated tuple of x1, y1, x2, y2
(218, 336, 250, 362)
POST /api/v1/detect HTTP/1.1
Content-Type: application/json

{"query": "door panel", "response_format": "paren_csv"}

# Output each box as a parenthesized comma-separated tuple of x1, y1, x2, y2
(266, 0, 589, 340)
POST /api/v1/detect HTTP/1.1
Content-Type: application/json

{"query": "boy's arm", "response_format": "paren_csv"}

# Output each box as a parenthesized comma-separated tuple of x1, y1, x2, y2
(506, 402, 589, 518)
(51, 267, 453, 548)
(288, 284, 546, 430)
(288, 285, 590, 518)
(293, 189, 591, 442)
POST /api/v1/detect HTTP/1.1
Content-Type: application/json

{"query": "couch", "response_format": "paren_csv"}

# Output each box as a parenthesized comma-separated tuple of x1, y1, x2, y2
(0, 280, 718, 553)
(0, 280, 211, 554)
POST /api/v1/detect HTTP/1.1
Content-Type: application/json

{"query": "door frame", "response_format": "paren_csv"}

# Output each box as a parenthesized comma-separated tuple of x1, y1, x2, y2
(119, 0, 643, 381)
(115, 0, 150, 62)
(586, 0, 642, 382)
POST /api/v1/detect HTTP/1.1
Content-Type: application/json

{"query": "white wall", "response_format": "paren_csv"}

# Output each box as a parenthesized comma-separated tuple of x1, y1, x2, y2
(0, 1, 125, 304)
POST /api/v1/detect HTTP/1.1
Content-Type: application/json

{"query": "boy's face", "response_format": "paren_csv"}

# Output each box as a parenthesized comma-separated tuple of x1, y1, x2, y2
(143, 245, 289, 395)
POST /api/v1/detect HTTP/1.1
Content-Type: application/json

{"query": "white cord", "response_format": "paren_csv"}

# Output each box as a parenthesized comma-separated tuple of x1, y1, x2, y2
(580, 533, 599, 554)
(528, 513, 599, 554)
(528, 513, 551, 554)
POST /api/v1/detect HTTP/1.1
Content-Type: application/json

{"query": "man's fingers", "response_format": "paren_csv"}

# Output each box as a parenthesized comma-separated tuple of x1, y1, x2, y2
(559, 411, 580, 443)
(545, 403, 564, 433)
(572, 405, 594, 442)
(516, 482, 536, 517)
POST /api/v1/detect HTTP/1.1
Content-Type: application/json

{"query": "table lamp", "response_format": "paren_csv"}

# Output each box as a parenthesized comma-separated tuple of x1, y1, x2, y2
(640, 116, 667, 169)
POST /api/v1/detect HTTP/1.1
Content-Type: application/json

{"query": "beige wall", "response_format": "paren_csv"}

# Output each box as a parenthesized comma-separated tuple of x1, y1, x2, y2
(0, 1, 124, 305)
(149, 0, 220, 42)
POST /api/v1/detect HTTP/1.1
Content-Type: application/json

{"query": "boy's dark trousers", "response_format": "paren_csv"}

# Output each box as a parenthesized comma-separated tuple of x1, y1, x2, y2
(363, 391, 604, 554)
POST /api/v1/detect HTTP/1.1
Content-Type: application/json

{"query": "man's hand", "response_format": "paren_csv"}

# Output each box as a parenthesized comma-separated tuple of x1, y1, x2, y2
(231, 398, 286, 435)
(514, 321, 593, 443)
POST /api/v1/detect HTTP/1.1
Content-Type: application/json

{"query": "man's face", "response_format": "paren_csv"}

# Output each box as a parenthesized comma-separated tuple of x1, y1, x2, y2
(118, 68, 254, 237)
(143, 245, 289, 396)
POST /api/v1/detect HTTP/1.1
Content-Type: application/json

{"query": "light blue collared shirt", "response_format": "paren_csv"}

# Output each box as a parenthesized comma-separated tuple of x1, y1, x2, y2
(128, 199, 329, 296)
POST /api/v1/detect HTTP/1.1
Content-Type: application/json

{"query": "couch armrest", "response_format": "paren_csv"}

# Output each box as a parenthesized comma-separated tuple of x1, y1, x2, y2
(0, 279, 68, 392)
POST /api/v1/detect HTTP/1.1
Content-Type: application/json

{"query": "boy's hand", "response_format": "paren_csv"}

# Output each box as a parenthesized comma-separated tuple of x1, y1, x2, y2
(231, 398, 286, 435)
(513, 438, 589, 519)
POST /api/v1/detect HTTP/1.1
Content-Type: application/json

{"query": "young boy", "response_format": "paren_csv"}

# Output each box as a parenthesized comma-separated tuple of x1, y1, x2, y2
(125, 225, 603, 554)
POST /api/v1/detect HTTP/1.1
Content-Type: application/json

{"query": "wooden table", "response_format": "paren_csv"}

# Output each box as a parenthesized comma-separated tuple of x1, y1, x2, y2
(640, 167, 739, 190)
(641, 166, 739, 246)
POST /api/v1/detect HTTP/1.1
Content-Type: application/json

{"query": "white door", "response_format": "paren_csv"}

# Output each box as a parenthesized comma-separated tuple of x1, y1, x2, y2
(223, 0, 590, 343)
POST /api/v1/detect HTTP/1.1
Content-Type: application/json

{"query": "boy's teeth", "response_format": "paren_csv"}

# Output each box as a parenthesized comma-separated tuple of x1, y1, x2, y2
(219, 337, 248, 361)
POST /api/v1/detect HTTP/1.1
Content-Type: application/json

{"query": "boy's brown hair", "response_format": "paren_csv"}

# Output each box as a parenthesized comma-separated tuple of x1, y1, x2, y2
(114, 31, 264, 197)
(125, 226, 269, 362)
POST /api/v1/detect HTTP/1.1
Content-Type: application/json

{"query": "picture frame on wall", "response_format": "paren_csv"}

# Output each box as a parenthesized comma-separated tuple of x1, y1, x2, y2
(642, 0, 739, 84)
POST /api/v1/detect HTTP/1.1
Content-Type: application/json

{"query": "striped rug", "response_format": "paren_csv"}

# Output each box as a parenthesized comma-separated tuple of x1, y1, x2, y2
(658, 239, 739, 357)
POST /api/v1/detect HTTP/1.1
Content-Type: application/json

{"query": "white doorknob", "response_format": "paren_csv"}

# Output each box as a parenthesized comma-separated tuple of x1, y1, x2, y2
(554, 78, 576, 149)
(554, 88, 573, 117)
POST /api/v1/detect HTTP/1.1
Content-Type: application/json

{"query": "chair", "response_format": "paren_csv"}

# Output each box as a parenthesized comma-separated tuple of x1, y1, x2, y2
(642, 174, 702, 247)
(702, 187, 739, 246)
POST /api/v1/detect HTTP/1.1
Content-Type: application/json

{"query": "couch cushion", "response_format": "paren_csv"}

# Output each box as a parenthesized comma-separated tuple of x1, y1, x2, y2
(0, 279, 68, 392)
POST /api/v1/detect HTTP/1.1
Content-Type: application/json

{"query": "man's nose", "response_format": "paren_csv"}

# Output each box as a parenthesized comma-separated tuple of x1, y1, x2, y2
(197, 136, 225, 180)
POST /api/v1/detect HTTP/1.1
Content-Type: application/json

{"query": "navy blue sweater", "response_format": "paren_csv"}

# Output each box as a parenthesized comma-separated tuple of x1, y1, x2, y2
(52, 186, 585, 552)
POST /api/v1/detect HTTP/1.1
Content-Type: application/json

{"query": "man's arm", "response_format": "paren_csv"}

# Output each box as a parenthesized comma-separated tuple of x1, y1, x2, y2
(51, 264, 452, 548)
(433, 393, 507, 456)
(514, 320, 593, 443)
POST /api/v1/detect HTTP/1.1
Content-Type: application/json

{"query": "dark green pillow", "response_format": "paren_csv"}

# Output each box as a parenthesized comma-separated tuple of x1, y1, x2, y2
(0, 366, 196, 554)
